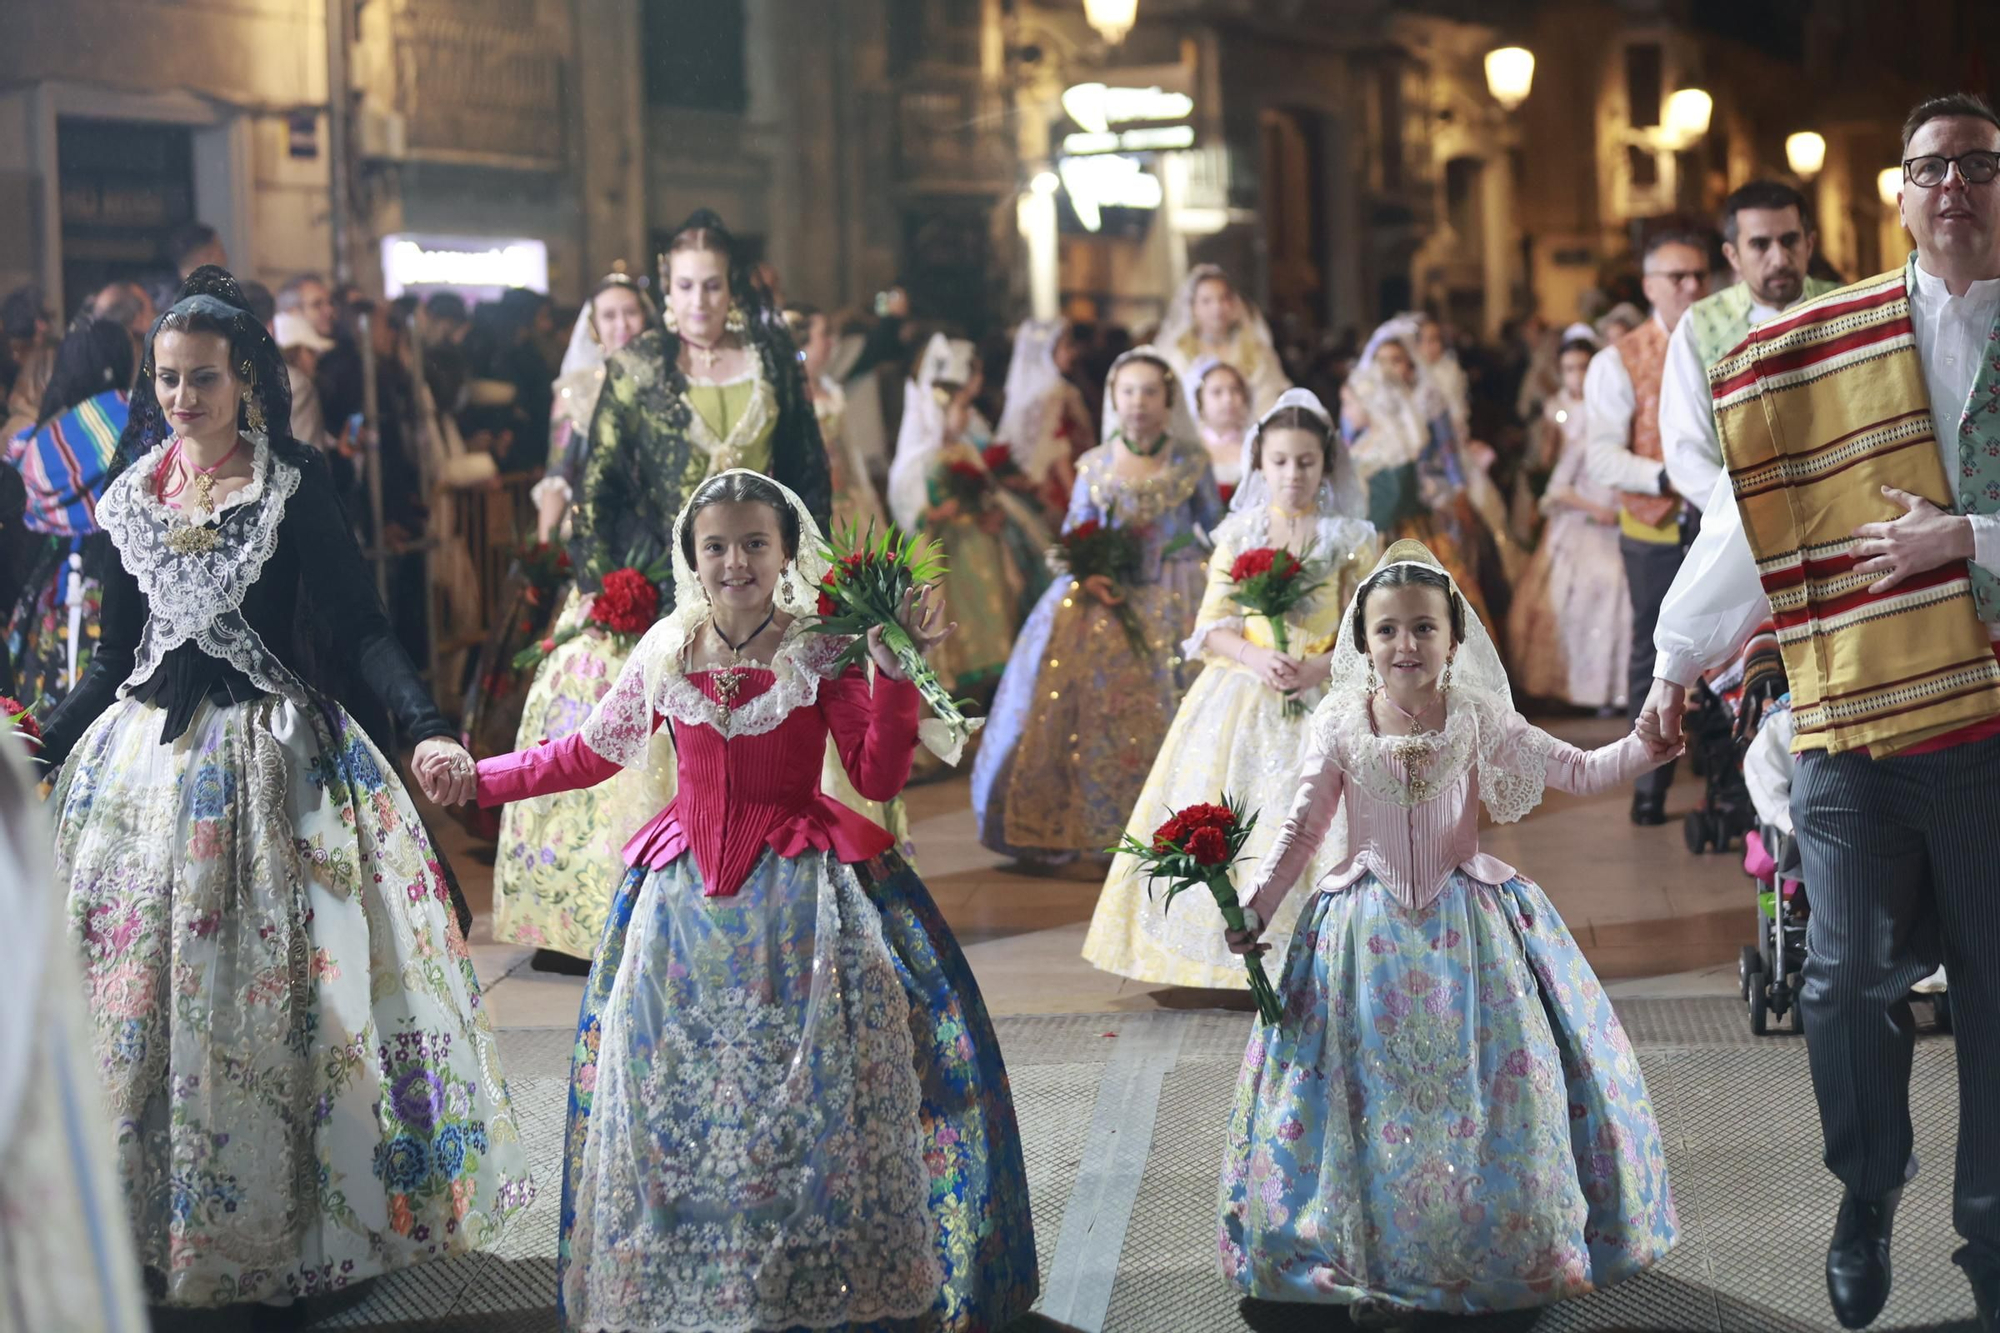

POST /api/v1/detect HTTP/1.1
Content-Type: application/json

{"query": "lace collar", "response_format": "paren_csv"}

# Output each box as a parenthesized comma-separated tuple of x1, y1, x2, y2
(132, 431, 274, 525)
(1078, 436, 1209, 527)
(655, 623, 847, 740)
(1309, 685, 1550, 823)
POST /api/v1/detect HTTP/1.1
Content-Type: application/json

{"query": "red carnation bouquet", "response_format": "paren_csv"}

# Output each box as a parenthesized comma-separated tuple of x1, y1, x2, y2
(1109, 794, 1281, 1025)
(1227, 544, 1328, 717)
(1, 696, 40, 754)
(810, 521, 981, 761)
(513, 556, 670, 671)
(1052, 511, 1153, 660)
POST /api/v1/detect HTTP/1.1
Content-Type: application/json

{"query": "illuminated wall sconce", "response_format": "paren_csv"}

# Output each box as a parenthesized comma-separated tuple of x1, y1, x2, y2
(1484, 46, 1535, 111)
(1663, 88, 1712, 148)
(1786, 131, 1827, 179)
(1082, 0, 1137, 45)
(1878, 166, 1903, 207)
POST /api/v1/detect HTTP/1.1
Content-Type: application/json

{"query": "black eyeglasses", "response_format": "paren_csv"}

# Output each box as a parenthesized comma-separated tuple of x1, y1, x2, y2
(1904, 151, 2000, 188)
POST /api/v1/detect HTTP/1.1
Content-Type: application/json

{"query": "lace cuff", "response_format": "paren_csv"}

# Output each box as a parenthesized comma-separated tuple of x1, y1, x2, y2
(529, 475, 572, 510)
(1182, 615, 1245, 660)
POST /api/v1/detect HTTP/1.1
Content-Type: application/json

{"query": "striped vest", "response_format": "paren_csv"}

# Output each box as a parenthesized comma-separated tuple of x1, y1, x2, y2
(1709, 263, 2000, 755)
(1612, 318, 1679, 529)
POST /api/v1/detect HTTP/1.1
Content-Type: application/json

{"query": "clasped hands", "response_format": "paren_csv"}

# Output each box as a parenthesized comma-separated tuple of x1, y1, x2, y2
(411, 736, 478, 808)
(1240, 643, 1331, 694)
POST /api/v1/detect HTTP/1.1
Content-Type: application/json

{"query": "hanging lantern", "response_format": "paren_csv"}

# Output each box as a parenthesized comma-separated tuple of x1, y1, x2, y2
(1663, 88, 1713, 148)
(1878, 166, 1903, 207)
(1484, 47, 1535, 112)
(1786, 131, 1827, 179)
(1082, 0, 1137, 45)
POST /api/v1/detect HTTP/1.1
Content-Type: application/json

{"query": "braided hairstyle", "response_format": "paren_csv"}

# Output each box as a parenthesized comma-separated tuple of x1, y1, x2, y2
(1348, 560, 1466, 654)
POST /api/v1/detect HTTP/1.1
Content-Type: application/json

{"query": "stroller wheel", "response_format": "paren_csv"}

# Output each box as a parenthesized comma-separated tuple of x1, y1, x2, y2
(1739, 945, 1761, 1001)
(1747, 967, 1770, 1035)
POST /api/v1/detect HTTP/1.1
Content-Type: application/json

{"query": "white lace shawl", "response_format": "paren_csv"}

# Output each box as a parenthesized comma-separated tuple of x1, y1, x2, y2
(581, 616, 851, 767)
(1307, 683, 1555, 825)
(1183, 505, 1377, 659)
(96, 434, 312, 708)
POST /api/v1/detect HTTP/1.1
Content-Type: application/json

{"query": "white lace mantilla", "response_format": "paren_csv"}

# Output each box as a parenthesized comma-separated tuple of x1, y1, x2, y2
(96, 436, 311, 707)
(1308, 684, 1554, 824)
(581, 621, 849, 766)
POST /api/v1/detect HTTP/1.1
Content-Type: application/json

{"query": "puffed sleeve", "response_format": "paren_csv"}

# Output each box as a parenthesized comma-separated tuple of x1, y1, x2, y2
(818, 665, 920, 804)
(1241, 726, 1346, 925)
(1185, 526, 1242, 658)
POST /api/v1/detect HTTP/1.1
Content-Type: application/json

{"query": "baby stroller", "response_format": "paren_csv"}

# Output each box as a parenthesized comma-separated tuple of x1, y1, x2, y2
(1741, 822, 1808, 1035)
(1682, 629, 1776, 854)
(1737, 695, 1953, 1036)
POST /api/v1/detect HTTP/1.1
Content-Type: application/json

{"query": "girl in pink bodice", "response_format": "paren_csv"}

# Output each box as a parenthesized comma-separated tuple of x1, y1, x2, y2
(1215, 538, 1681, 1324)
(444, 470, 1038, 1333)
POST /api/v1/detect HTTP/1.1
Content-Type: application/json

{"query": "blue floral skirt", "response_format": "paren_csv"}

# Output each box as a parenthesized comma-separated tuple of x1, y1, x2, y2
(559, 847, 1036, 1332)
(1219, 872, 1676, 1314)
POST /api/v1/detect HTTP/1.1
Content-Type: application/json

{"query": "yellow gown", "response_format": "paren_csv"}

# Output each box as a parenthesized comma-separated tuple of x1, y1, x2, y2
(1083, 508, 1376, 988)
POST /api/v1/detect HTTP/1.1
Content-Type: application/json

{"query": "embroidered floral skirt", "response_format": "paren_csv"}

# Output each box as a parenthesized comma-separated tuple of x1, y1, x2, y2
(1083, 663, 1341, 989)
(1220, 872, 1676, 1314)
(49, 694, 535, 1308)
(971, 557, 1202, 861)
(494, 587, 674, 958)
(559, 847, 1037, 1333)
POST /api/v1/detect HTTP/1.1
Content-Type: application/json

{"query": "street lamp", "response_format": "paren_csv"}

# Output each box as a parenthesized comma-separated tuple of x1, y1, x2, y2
(1878, 167, 1903, 207)
(1786, 131, 1827, 179)
(1663, 88, 1713, 148)
(1484, 47, 1535, 112)
(1082, 0, 1137, 45)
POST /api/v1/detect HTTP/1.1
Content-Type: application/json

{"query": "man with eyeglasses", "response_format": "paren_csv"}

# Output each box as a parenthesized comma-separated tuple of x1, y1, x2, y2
(1662, 181, 1844, 510)
(1584, 228, 1712, 825)
(1643, 92, 2000, 1333)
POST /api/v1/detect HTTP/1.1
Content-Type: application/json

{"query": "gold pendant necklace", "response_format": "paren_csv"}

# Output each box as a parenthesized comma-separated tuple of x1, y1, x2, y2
(1378, 688, 1445, 801)
(708, 608, 776, 712)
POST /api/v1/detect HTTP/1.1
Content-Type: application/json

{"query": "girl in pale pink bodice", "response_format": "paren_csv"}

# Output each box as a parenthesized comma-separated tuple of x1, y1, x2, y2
(1216, 540, 1682, 1322)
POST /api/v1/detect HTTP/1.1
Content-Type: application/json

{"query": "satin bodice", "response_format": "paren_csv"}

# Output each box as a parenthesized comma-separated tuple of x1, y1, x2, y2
(476, 662, 919, 897)
(1247, 697, 1655, 916)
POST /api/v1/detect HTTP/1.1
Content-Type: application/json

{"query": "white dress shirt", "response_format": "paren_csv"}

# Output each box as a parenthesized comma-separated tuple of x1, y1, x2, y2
(1658, 294, 1784, 509)
(1654, 262, 2000, 685)
(1582, 315, 1673, 496)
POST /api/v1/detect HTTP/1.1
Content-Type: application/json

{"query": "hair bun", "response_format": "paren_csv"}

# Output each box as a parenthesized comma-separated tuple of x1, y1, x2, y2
(175, 265, 251, 314)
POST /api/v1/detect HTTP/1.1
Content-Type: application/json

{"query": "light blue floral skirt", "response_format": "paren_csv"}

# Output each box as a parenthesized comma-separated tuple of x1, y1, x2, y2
(1219, 872, 1676, 1314)
(559, 846, 1037, 1332)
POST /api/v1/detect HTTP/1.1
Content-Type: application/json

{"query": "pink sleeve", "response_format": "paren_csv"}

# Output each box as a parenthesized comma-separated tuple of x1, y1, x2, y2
(1503, 711, 1660, 796)
(476, 730, 626, 807)
(1242, 734, 1345, 925)
(820, 667, 921, 804)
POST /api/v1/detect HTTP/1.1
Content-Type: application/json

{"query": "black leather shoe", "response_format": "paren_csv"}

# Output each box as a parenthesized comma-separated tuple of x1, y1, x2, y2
(1827, 1187, 1900, 1329)
(1956, 1246, 2000, 1333)
(1630, 793, 1667, 826)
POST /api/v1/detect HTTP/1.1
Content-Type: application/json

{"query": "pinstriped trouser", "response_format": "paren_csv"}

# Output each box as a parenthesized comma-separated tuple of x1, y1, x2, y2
(1795, 734, 2000, 1267)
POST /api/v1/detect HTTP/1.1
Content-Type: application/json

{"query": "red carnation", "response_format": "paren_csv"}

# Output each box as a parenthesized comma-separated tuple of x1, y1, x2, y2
(1230, 547, 1277, 581)
(1070, 518, 1101, 541)
(1151, 814, 1187, 850)
(1, 697, 39, 749)
(590, 567, 660, 636)
(817, 574, 839, 617)
(946, 459, 985, 481)
(982, 444, 1013, 472)
(1179, 801, 1236, 832)
(1186, 825, 1229, 866)
(1218, 482, 1236, 507)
